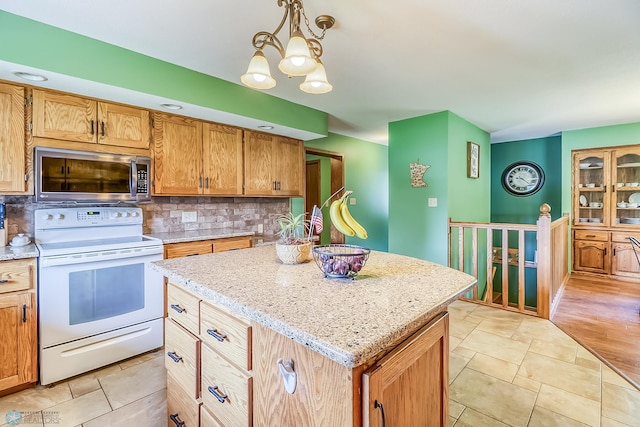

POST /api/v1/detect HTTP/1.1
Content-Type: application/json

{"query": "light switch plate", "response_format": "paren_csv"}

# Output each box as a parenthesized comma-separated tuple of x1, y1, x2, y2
(182, 211, 197, 223)
(428, 198, 438, 207)
(257, 224, 264, 233)
(350, 197, 356, 205)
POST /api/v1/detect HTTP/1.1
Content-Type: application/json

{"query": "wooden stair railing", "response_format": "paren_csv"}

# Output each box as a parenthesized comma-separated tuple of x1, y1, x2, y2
(448, 204, 570, 319)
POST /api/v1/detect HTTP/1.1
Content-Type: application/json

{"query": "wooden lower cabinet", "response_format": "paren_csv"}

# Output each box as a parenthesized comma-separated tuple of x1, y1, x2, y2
(0, 258, 37, 395)
(165, 282, 450, 426)
(164, 237, 252, 259)
(573, 229, 640, 279)
(167, 371, 201, 427)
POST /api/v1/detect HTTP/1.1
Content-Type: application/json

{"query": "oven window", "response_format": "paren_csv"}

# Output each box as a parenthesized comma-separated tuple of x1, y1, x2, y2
(69, 264, 145, 325)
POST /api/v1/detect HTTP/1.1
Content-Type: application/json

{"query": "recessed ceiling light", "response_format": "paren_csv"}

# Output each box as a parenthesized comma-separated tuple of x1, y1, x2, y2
(161, 103, 182, 110)
(14, 71, 48, 82)
(258, 125, 274, 130)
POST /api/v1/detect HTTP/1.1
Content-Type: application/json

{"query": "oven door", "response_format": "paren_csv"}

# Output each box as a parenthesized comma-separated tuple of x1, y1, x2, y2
(38, 246, 163, 348)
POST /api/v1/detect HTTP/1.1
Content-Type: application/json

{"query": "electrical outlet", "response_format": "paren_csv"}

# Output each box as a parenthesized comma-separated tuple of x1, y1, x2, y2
(428, 198, 438, 207)
(257, 224, 264, 233)
(349, 197, 356, 205)
(181, 211, 197, 223)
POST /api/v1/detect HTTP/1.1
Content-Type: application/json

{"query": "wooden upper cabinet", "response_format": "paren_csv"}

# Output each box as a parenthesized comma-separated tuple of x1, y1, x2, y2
(32, 89, 150, 149)
(203, 123, 243, 195)
(152, 112, 203, 195)
(244, 131, 275, 196)
(0, 82, 26, 193)
(244, 131, 303, 197)
(274, 135, 304, 196)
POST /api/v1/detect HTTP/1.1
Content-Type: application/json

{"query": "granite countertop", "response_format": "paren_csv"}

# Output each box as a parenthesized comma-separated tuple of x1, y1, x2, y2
(147, 229, 255, 244)
(151, 245, 477, 368)
(0, 244, 39, 261)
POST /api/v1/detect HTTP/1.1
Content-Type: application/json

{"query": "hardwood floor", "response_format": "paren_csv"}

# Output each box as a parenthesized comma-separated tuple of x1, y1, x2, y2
(551, 274, 640, 389)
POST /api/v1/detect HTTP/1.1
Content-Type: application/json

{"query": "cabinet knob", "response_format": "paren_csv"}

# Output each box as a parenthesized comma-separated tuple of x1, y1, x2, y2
(207, 385, 228, 403)
(206, 328, 227, 342)
(169, 413, 185, 427)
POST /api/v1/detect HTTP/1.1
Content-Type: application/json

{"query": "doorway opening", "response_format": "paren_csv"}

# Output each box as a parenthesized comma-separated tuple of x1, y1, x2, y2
(305, 147, 345, 244)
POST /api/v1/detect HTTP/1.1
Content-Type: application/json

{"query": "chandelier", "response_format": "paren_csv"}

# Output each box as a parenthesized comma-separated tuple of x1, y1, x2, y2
(240, 0, 335, 94)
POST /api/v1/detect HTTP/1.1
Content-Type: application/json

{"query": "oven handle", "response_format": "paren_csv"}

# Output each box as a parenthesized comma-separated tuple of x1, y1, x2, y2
(40, 245, 163, 267)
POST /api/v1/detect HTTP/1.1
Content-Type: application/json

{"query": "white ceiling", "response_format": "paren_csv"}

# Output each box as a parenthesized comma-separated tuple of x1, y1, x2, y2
(1, 0, 639, 145)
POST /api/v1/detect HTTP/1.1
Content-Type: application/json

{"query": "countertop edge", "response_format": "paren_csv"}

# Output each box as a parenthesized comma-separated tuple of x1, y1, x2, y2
(152, 262, 477, 368)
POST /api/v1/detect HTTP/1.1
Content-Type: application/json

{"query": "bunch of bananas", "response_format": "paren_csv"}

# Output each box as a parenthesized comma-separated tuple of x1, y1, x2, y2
(329, 191, 368, 239)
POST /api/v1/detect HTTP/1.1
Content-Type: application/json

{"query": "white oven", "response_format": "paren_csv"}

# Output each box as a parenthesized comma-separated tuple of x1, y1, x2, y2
(35, 207, 164, 385)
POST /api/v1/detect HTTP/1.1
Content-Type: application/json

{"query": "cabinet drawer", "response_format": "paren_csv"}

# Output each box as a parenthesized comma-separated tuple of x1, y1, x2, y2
(201, 406, 224, 427)
(213, 237, 252, 253)
(0, 258, 35, 294)
(167, 283, 200, 334)
(611, 231, 640, 243)
(574, 230, 609, 242)
(167, 371, 200, 427)
(201, 344, 252, 427)
(165, 319, 200, 399)
(200, 301, 252, 371)
(165, 241, 214, 259)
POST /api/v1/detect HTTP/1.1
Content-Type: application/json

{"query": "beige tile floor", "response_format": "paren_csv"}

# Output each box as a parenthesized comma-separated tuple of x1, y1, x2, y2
(1, 300, 639, 426)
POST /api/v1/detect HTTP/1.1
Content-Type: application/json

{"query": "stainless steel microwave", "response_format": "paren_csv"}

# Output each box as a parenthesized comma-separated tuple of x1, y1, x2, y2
(35, 147, 151, 203)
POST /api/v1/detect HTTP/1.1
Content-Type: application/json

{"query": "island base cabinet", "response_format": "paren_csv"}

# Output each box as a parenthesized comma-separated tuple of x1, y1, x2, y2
(363, 312, 449, 427)
(167, 372, 200, 427)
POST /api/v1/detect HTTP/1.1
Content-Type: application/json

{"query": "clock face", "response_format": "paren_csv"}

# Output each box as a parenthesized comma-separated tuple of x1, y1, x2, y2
(501, 161, 545, 196)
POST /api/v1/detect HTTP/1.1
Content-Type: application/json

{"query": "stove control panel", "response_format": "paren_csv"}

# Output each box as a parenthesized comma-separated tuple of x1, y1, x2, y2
(35, 207, 144, 229)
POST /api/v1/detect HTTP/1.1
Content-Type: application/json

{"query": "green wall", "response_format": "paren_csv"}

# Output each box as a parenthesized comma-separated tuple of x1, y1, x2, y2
(0, 11, 327, 136)
(491, 136, 563, 222)
(305, 133, 389, 252)
(388, 111, 490, 265)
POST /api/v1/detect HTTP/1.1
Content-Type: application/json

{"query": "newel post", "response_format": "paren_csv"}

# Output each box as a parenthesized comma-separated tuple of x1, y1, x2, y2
(536, 203, 551, 319)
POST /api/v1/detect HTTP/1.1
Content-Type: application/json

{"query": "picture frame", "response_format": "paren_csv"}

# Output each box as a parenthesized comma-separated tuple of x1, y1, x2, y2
(467, 141, 480, 179)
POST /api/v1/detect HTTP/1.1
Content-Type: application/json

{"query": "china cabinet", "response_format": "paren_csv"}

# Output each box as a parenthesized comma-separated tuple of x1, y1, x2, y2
(572, 146, 640, 278)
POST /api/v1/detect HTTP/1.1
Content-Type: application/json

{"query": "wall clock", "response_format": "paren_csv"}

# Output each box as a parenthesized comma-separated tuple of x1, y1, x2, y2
(501, 161, 545, 196)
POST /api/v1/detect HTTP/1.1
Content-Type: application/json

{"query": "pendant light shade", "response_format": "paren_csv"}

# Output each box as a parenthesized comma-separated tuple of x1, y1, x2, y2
(241, 51, 276, 89)
(300, 60, 332, 94)
(278, 31, 317, 76)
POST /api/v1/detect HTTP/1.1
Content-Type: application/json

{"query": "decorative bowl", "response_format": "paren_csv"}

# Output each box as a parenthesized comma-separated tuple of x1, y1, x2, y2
(276, 242, 312, 264)
(312, 244, 371, 279)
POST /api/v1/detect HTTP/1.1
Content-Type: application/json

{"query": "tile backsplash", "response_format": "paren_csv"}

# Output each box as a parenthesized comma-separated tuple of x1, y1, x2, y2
(0, 195, 290, 241)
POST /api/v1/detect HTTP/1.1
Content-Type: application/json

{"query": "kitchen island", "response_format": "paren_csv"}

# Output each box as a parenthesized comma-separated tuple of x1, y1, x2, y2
(151, 245, 476, 427)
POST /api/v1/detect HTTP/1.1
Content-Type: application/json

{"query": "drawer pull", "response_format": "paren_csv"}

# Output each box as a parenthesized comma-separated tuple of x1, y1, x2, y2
(585, 235, 596, 238)
(206, 328, 227, 342)
(167, 351, 183, 363)
(169, 413, 185, 427)
(208, 385, 228, 403)
(0, 279, 9, 284)
(170, 304, 185, 314)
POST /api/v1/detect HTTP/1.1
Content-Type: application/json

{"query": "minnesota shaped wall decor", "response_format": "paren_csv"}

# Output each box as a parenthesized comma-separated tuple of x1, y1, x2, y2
(410, 162, 430, 187)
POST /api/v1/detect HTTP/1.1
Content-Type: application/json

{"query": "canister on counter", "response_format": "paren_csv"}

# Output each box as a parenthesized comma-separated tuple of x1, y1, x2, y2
(0, 203, 6, 247)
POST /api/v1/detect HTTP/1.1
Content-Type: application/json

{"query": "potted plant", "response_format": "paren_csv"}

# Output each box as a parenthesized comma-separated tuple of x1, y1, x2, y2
(275, 212, 312, 264)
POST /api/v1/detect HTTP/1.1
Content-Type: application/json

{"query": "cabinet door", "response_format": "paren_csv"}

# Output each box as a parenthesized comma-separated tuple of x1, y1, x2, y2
(573, 240, 609, 274)
(573, 150, 609, 227)
(0, 83, 25, 193)
(612, 243, 640, 277)
(153, 113, 203, 195)
(274, 136, 304, 196)
(363, 312, 449, 427)
(32, 90, 97, 143)
(611, 147, 640, 228)
(203, 123, 243, 195)
(97, 102, 150, 149)
(244, 131, 275, 195)
(0, 292, 36, 391)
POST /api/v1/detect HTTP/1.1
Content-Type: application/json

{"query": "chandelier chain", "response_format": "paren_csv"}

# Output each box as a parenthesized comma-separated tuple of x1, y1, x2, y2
(301, 7, 327, 40)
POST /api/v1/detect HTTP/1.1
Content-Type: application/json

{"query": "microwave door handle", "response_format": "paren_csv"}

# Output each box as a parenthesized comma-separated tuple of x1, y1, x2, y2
(130, 160, 138, 198)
